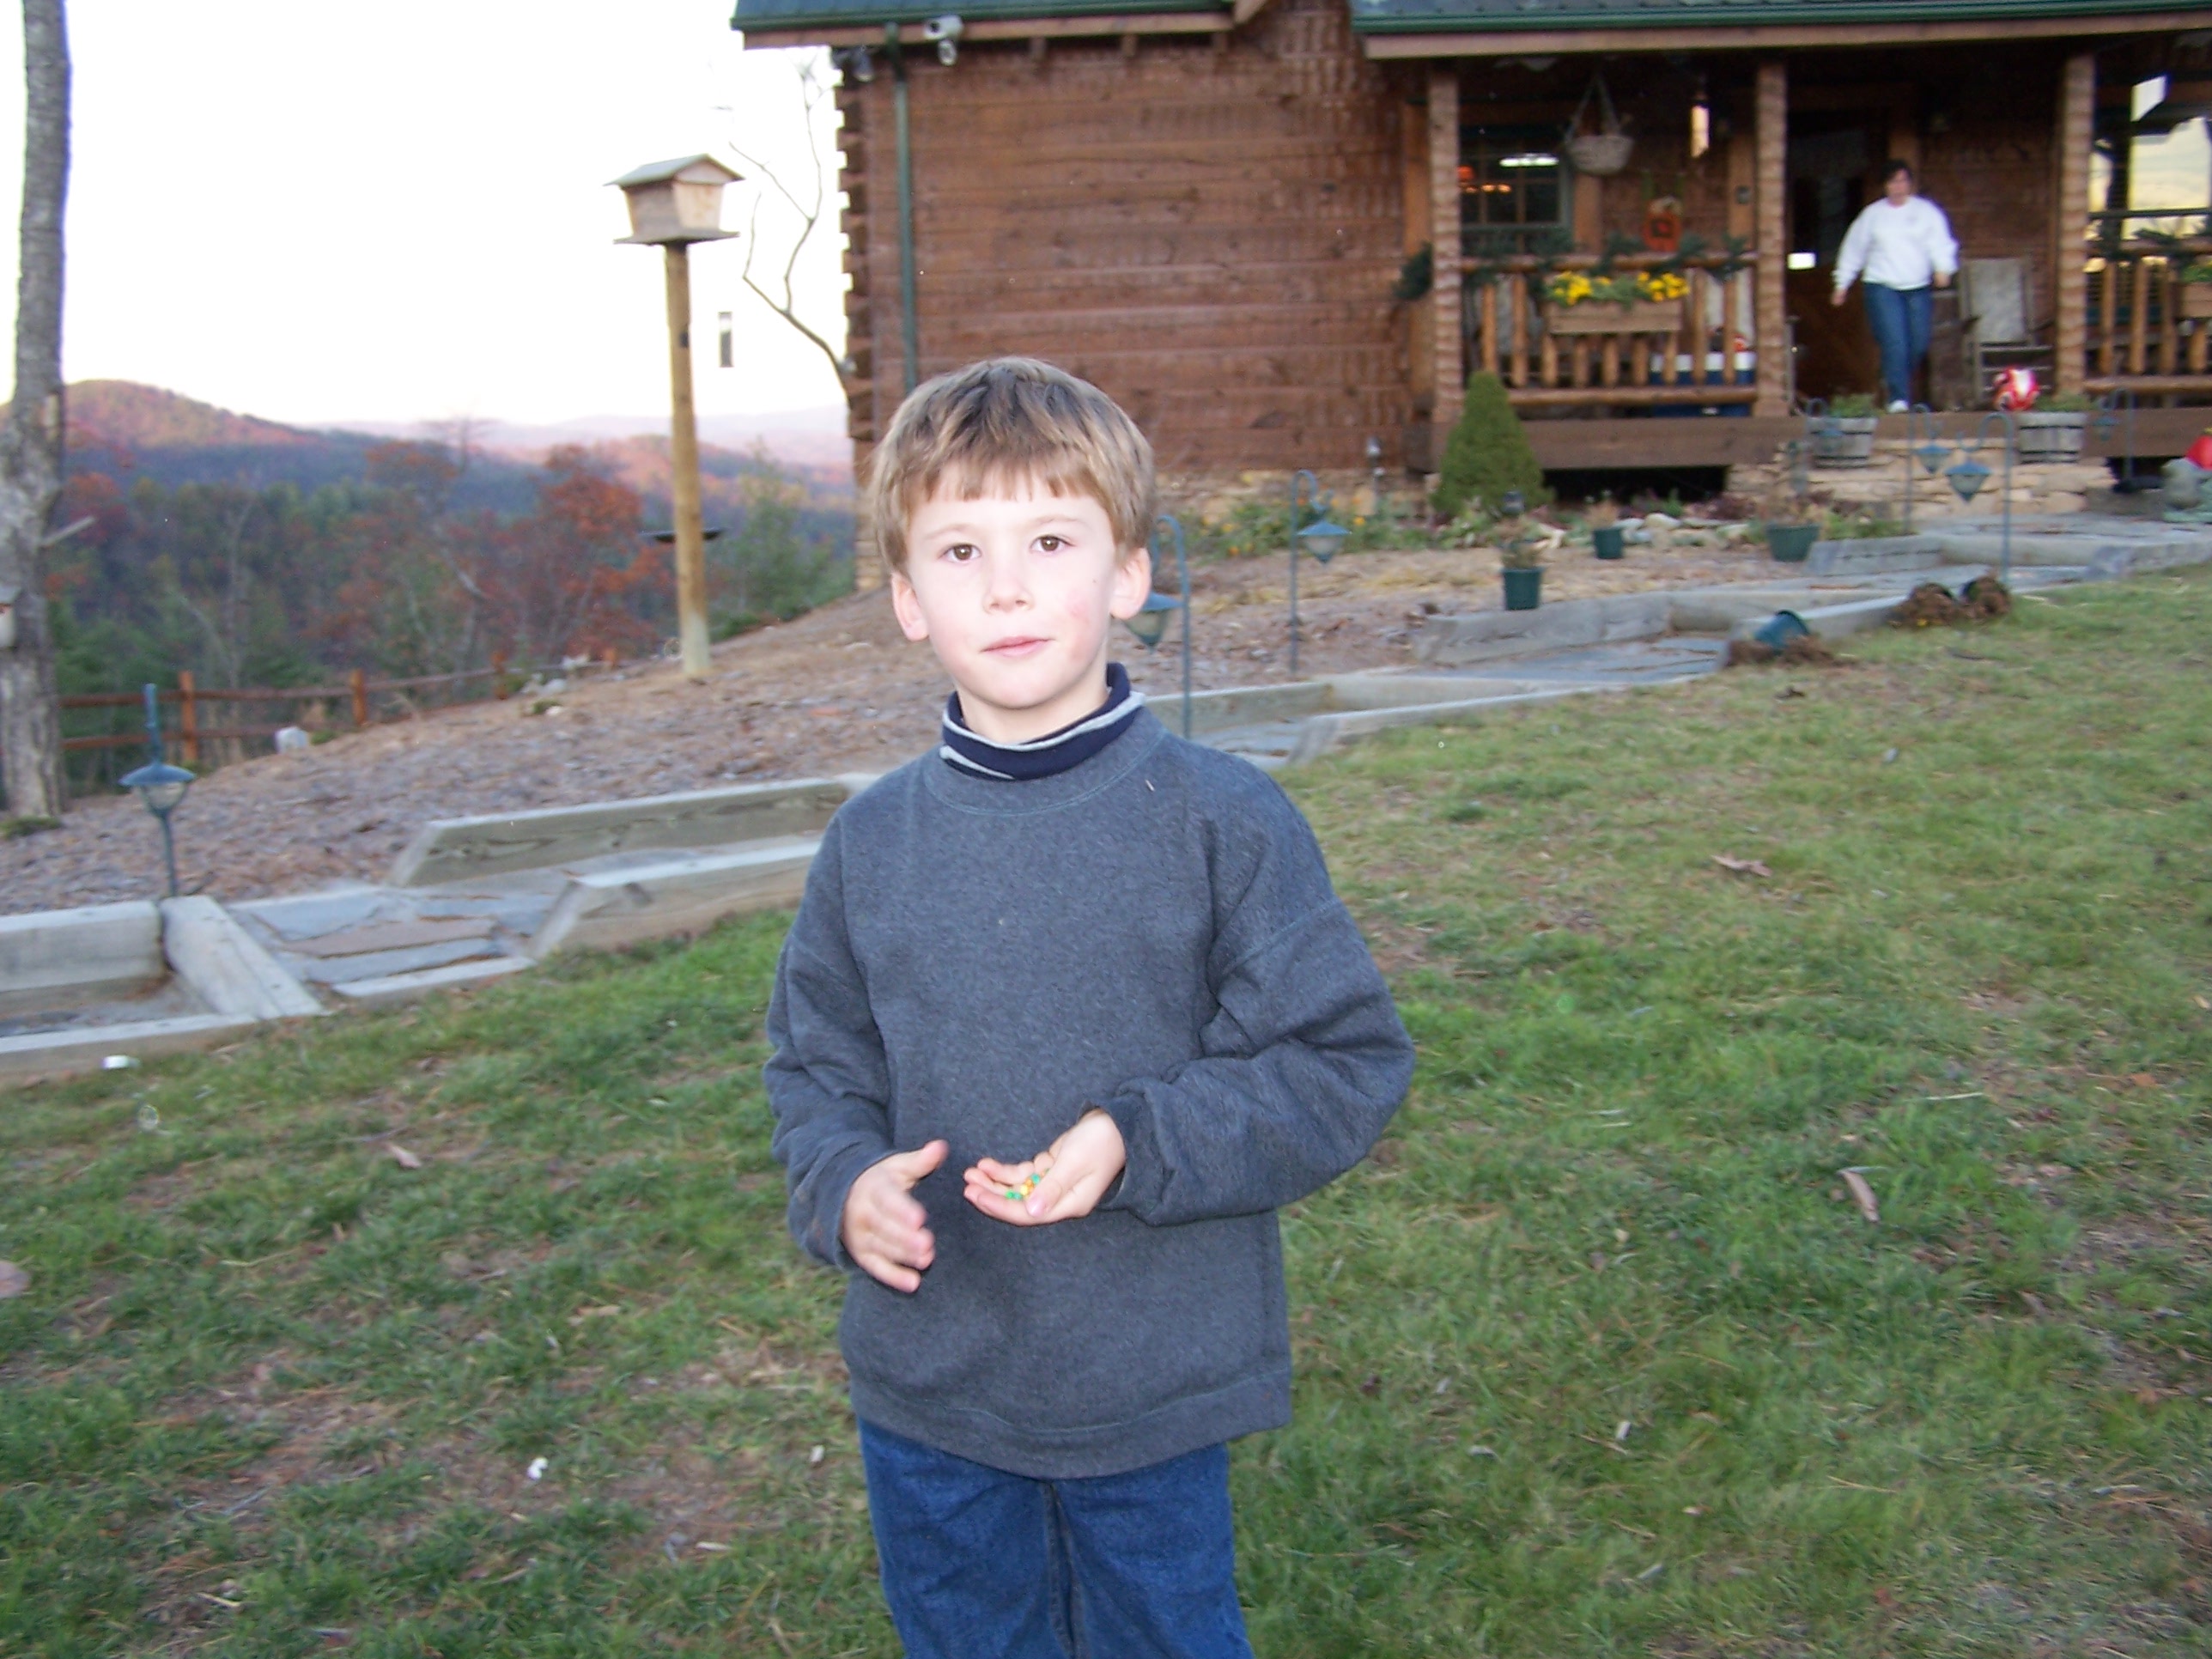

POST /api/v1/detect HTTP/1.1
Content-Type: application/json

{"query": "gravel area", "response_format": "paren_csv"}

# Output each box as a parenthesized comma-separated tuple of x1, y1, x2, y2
(3, 535, 1788, 915)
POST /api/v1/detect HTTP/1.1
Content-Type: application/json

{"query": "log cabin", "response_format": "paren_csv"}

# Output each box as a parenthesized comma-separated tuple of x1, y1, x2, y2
(731, 0, 2212, 484)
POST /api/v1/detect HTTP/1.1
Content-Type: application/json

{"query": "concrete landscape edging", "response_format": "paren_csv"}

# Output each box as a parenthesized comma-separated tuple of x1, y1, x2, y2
(389, 776, 859, 886)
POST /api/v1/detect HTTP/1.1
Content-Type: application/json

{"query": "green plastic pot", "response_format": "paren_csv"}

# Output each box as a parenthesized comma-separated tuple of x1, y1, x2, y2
(1765, 523, 1819, 562)
(1502, 567, 1543, 611)
(1592, 526, 1626, 560)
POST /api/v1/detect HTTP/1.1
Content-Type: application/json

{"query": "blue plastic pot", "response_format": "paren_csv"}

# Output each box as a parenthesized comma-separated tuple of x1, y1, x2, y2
(1753, 610, 1810, 651)
(1765, 523, 1819, 562)
(1592, 526, 1626, 560)
(1502, 568, 1543, 611)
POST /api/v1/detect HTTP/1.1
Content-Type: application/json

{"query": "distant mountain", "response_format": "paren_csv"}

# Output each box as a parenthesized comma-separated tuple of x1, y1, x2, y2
(70, 380, 322, 451)
(329, 405, 853, 474)
(64, 380, 542, 511)
(61, 382, 848, 526)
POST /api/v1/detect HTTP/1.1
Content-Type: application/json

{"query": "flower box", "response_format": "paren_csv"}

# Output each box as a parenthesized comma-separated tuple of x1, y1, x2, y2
(1546, 299, 1686, 336)
(2180, 283, 2212, 321)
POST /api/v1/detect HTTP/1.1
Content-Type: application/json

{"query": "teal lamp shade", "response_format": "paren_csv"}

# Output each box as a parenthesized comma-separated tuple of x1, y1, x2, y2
(1916, 441, 1949, 476)
(1946, 458, 1992, 503)
(120, 759, 193, 816)
(1124, 592, 1181, 649)
(1296, 517, 1349, 564)
(1498, 489, 1526, 520)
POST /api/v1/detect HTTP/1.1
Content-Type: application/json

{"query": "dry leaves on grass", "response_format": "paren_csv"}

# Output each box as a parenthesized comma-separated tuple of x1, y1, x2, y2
(0, 1260, 28, 1298)
(1711, 854, 1773, 878)
(384, 1143, 424, 1170)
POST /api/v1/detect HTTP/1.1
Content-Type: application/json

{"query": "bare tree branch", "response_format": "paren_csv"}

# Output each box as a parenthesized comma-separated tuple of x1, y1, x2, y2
(727, 54, 854, 392)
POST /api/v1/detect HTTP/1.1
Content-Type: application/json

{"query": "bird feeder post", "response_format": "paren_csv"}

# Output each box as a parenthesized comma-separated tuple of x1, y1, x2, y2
(611, 155, 741, 684)
(662, 242, 711, 678)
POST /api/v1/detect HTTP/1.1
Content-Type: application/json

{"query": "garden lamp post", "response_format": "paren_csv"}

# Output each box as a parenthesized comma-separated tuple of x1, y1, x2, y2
(1902, 405, 1946, 533)
(1944, 410, 2016, 584)
(611, 154, 740, 682)
(118, 683, 193, 898)
(1121, 512, 1193, 738)
(1286, 470, 1348, 678)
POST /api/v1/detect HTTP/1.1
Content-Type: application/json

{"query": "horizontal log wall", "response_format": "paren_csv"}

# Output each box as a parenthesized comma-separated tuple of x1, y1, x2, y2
(843, 0, 1407, 475)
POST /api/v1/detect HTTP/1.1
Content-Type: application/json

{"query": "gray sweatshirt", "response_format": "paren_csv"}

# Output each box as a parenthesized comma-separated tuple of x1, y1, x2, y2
(764, 707, 1413, 1479)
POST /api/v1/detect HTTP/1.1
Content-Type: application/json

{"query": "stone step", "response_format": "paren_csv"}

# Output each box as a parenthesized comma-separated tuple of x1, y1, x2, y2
(333, 955, 536, 1008)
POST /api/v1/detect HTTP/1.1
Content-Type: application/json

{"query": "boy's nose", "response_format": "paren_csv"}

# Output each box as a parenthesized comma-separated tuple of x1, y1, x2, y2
(981, 556, 1032, 611)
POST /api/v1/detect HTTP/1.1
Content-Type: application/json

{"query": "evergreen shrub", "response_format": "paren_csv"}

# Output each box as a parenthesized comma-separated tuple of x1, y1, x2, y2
(1433, 372, 1550, 519)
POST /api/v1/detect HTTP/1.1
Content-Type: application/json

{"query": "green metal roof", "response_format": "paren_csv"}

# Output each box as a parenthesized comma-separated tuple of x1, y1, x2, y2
(1350, 0, 2200, 33)
(734, 0, 1226, 33)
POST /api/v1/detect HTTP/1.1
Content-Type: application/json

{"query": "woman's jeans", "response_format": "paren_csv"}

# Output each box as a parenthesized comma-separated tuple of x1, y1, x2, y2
(1863, 281, 1933, 406)
(858, 1419, 1255, 1659)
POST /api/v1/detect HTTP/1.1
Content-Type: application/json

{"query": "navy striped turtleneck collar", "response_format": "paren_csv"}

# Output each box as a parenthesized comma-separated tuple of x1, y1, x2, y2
(939, 663, 1146, 782)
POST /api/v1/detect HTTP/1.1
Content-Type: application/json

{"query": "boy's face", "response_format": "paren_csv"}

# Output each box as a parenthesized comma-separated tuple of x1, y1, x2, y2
(890, 476, 1151, 744)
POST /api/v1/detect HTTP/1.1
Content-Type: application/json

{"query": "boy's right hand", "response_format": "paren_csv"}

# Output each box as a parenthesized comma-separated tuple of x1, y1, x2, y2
(841, 1140, 948, 1293)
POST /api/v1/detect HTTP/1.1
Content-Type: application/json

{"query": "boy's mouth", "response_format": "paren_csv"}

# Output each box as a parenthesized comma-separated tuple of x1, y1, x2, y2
(982, 635, 1051, 659)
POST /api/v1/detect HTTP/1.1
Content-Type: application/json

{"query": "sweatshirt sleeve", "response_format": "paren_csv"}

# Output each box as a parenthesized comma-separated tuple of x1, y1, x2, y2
(1833, 206, 1872, 295)
(1923, 199, 1960, 278)
(764, 818, 896, 1270)
(1093, 777, 1414, 1227)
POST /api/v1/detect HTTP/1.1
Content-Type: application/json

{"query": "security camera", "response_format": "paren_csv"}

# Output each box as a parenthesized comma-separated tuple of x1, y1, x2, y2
(831, 44, 874, 82)
(921, 14, 963, 41)
(936, 39, 957, 65)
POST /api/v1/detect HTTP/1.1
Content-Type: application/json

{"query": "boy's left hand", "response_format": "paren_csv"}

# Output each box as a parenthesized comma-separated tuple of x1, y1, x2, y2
(963, 1108, 1126, 1225)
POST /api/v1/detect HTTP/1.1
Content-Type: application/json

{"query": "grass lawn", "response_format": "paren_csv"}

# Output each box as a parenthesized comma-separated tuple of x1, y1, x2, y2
(4, 569, 2211, 1657)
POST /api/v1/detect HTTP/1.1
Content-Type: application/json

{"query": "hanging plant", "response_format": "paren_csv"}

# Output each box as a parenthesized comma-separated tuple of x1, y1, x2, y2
(1564, 71, 1633, 177)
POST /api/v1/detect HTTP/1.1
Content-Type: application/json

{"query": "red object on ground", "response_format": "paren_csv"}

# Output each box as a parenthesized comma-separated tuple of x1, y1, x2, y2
(1992, 367, 2039, 411)
(2186, 432, 2212, 471)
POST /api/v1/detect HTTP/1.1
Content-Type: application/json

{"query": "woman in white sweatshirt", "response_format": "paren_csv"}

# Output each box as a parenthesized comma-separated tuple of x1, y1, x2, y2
(1832, 161, 1960, 411)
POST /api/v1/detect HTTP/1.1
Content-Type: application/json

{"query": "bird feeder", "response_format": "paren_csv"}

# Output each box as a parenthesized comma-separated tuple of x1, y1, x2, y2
(609, 155, 740, 246)
(610, 153, 743, 683)
(0, 584, 16, 651)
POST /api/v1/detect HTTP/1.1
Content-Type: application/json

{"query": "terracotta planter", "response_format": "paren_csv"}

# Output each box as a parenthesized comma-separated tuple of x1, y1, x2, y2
(2014, 410, 2087, 461)
(1547, 299, 1684, 337)
(1813, 416, 1879, 467)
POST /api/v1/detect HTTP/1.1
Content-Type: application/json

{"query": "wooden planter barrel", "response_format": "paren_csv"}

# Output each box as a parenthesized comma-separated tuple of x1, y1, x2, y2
(1546, 299, 1684, 337)
(2014, 410, 2087, 461)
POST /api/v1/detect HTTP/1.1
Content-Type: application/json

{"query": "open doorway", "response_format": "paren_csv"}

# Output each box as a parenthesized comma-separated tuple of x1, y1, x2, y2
(1786, 112, 1884, 404)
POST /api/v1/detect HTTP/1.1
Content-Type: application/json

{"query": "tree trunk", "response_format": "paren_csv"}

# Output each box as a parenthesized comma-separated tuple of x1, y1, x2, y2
(0, 0, 68, 820)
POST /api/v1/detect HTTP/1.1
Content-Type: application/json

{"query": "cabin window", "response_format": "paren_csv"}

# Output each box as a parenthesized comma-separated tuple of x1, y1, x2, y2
(2090, 74, 2212, 240)
(1458, 124, 1568, 257)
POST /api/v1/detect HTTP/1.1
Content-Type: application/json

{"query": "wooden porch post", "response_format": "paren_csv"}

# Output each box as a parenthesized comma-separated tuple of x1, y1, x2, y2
(1753, 60, 1788, 417)
(2053, 52, 2094, 396)
(1429, 65, 1463, 441)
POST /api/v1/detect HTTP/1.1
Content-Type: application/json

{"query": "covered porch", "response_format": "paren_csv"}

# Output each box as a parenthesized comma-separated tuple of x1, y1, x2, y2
(1366, 2, 2212, 456)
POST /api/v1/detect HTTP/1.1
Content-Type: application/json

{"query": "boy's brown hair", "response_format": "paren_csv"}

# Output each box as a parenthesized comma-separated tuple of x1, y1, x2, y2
(864, 356, 1157, 574)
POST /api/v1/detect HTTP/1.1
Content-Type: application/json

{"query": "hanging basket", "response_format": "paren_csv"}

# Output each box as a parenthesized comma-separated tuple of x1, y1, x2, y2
(1564, 73, 1633, 178)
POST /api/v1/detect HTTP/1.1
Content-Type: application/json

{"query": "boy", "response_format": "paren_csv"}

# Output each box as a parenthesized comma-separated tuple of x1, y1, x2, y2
(765, 356, 1413, 1659)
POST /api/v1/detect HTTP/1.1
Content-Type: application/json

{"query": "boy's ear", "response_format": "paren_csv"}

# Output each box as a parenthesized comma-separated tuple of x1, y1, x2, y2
(1107, 543, 1154, 622)
(888, 568, 932, 643)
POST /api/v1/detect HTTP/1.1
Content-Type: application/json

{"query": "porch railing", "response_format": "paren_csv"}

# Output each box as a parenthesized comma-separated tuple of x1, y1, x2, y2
(1463, 252, 1760, 409)
(2087, 239, 2212, 392)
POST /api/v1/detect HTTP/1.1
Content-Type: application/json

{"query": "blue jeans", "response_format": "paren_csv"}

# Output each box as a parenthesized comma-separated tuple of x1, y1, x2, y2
(1862, 282, 1933, 406)
(858, 1419, 1255, 1659)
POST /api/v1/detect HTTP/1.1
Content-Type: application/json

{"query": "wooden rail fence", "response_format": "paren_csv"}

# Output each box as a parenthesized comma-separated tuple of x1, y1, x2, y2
(2086, 240, 2212, 394)
(61, 652, 617, 763)
(1463, 251, 1761, 410)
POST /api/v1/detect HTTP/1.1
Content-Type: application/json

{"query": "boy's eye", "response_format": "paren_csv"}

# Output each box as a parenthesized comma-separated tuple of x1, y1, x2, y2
(940, 543, 979, 563)
(1036, 535, 1064, 553)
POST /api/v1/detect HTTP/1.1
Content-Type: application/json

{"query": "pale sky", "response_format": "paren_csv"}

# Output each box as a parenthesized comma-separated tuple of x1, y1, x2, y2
(0, 2, 850, 428)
